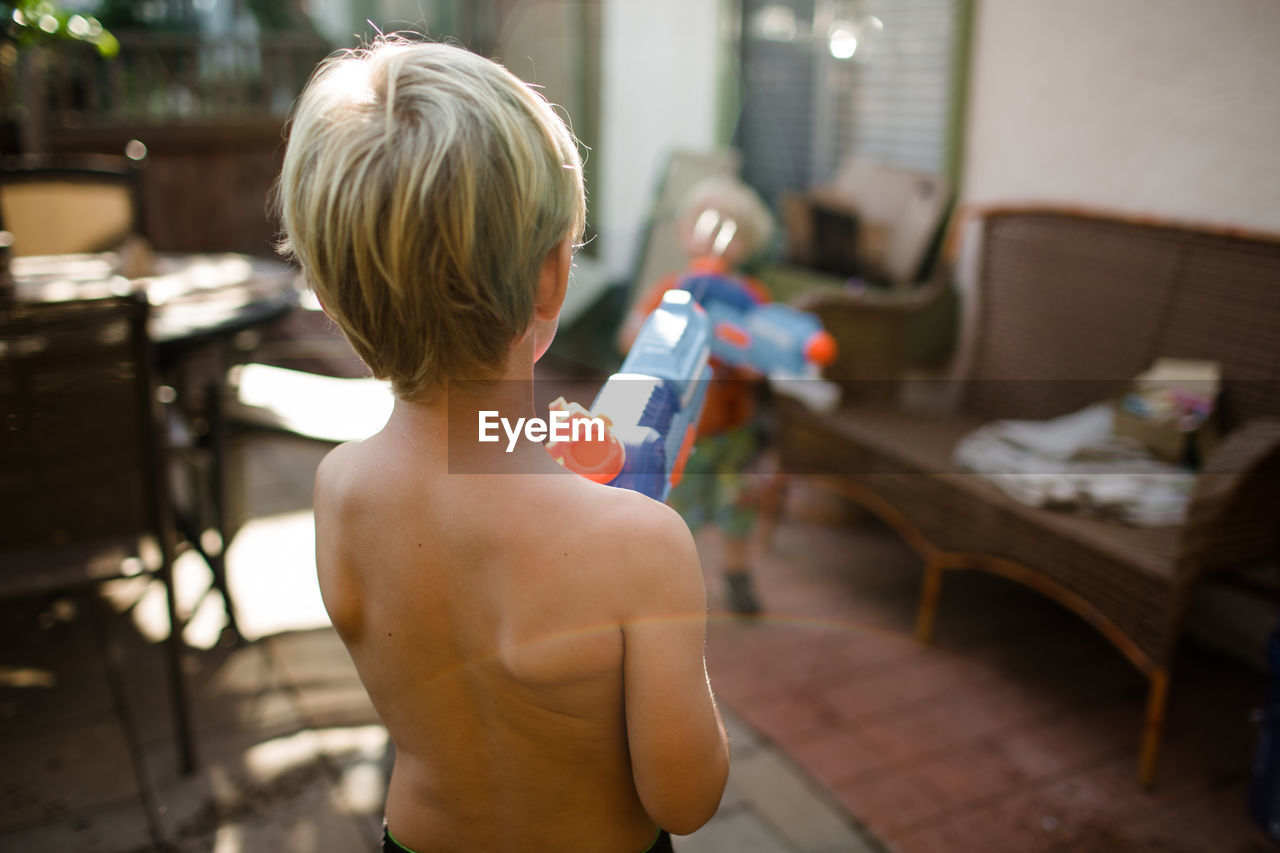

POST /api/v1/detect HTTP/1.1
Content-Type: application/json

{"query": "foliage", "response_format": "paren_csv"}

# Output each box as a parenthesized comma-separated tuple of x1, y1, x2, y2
(244, 0, 293, 31)
(94, 0, 199, 32)
(1, 0, 118, 57)
(244, 0, 325, 39)
(93, 0, 325, 37)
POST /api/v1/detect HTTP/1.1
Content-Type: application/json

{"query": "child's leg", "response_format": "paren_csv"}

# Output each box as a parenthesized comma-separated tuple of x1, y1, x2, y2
(753, 450, 787, 552)
(718, 492, 761, 614)
(672, 429, 765, 613)
(722, 536, 759, 614)
(715, 429, 765, 614)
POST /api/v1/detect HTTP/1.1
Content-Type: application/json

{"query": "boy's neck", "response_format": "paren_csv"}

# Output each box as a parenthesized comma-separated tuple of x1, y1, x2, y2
(382, 337, 558, 472)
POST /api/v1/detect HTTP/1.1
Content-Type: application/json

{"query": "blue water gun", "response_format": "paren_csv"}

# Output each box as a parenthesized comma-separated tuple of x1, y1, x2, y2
(679, 271, 837, 378)
(546, 290, 712, 502)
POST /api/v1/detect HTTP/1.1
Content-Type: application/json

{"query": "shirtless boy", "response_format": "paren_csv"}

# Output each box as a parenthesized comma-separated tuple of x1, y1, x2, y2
(276, 40, 729, 852)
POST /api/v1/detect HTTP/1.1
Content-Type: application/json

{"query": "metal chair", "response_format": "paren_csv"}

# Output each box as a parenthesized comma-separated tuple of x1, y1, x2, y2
(0, 293, 196, 772)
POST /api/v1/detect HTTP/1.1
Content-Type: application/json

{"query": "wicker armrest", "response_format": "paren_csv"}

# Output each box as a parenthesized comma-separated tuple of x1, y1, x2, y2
(794, 280, 951, 401)
(790, 277, 947, 316)
(1179, 417, 1280, 576)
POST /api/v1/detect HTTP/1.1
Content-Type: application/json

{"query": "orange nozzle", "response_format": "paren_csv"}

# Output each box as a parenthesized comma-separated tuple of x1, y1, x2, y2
(804, 330, 837, 368)
(546, 397, 626, 484)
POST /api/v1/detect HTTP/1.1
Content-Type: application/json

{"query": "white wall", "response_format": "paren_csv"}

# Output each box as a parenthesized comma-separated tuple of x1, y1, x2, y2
(962, 0, 1280, 232)
(598, 0, 723, 284)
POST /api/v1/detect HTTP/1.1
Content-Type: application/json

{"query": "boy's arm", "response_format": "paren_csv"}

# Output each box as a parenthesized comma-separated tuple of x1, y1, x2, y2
(313, 443, 365, 643)
(621, 502, 730, 835)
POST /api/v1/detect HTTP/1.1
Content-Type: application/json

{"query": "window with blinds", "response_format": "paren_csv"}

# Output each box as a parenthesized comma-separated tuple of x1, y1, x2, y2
(737, 0, 967, 206)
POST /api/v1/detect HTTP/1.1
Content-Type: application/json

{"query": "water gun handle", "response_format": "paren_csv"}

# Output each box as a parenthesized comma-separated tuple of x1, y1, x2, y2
(545, 399, 625, 484)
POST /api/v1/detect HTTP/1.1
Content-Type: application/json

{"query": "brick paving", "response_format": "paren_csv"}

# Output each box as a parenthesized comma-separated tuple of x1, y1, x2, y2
(699, 479, 1274, 852)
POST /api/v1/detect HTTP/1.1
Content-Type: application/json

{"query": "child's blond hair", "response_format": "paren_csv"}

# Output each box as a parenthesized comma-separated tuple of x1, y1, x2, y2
(277, 38, 586, 399)
(678, 175, 774, 264)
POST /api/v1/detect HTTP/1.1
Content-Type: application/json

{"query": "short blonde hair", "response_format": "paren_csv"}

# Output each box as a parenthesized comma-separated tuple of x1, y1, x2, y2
(679, 175, 774, 263)
(276, 39, 585, 399)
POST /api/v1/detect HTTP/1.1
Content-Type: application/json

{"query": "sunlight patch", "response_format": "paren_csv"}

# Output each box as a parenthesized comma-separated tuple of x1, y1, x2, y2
(226, 510, 331, 640)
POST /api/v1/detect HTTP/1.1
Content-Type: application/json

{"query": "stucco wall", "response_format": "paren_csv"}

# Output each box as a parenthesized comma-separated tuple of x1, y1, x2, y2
(962, 0, 1280, 232)
(598, 0, 723, 283)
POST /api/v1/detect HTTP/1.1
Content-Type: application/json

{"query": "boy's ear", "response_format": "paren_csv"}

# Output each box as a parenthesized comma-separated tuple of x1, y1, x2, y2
(534, 238, 572, 321)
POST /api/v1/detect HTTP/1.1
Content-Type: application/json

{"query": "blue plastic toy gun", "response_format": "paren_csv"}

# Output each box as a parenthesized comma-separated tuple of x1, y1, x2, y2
(547, 290, 713, 502)
(679, 272, 837, 378)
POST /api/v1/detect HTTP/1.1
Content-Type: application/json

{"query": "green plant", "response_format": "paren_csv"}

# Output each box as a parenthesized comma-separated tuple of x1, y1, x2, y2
(2, 0, 118, 57)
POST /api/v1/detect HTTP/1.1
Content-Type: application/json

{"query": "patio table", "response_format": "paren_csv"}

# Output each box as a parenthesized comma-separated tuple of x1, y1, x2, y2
(9, 251, 299, 351)
(8, 250, 303, 644)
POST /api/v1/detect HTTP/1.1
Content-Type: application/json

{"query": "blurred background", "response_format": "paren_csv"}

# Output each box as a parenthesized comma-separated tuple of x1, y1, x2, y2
(6, 1, 1278, 249)
(6, 0, 1276, 344)
(3, 1, 1280, 851)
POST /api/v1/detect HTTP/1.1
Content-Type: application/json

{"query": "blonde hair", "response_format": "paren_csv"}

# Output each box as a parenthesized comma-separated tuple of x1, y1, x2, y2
(679, 175, 774, 262)
(276, 38, 585, 399)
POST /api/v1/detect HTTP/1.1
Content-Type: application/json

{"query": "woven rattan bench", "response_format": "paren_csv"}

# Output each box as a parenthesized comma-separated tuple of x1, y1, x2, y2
(772, 206, 1280, 787)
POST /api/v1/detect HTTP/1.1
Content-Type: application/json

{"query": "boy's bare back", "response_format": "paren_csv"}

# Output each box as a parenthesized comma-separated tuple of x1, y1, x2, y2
(278, 39, 728, 850)
(315, 413, 726, 852)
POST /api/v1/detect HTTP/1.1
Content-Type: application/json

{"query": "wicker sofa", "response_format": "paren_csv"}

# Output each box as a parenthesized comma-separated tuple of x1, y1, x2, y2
(772, 206, 1280, 786)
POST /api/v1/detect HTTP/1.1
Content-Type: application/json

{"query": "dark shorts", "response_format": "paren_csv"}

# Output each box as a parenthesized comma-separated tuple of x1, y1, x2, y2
(381, 823, 673, 852)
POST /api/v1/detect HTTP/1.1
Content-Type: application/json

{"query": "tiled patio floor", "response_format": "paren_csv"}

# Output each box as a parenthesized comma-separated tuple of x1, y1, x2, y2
(703, 483, 1274, 853)
(0, 430, 1272, 852)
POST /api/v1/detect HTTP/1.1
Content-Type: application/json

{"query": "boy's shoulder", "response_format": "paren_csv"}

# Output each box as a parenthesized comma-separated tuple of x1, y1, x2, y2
(312, 437, 412, 533)
(569, 483, 704, 615)
(577, 482, 691, 546)
(313, 439, 367, 510)
(477, 471, 703, 619)
(316, 435, 693, 557)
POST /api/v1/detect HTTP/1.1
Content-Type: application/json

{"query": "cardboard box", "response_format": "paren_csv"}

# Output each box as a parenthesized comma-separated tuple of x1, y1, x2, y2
(1112, 359, 1221, 467)
(1112, 402, 1219, 466)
